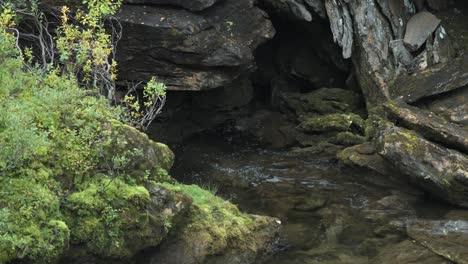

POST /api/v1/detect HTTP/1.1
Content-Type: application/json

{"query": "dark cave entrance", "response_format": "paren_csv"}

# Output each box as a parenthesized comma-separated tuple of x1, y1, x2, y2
(146, 5, 365, 146)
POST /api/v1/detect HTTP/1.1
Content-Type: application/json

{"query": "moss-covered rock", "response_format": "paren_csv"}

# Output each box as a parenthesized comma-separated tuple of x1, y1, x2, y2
(148, 183, 281, 264)
(281, 88, 364, 116)
(0, 31, 279, 264)
(298, 113, 365, 133)
(375, 126, 468, 207)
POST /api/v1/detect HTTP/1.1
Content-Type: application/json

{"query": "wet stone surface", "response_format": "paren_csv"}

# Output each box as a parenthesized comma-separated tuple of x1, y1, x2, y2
(169, 134, 462, 263)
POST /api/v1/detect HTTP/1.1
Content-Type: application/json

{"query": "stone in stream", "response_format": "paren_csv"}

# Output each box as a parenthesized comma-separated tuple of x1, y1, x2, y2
(383, 100, 468, 154)
(407, 219, 468, 264)
(116, 0, 275, 90)
(371, 240, 452, 264)
(122, 0, 221, 11)
(375, 126, 468, 207)
(404, 11, 441, 51)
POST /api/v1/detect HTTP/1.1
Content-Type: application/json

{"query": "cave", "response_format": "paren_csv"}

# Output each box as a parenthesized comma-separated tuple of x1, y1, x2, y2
(2, 0, 468, 263)
(143, 2, 367, 151)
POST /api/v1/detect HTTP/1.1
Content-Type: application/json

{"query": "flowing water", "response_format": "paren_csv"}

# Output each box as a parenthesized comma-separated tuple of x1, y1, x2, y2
(170, 134, 455, 264)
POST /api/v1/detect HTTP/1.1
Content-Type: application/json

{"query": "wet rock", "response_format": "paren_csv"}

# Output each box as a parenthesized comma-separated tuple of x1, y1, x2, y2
(235, 110, 298, 148)
(422, 86, 468, 126)
(151, 214, 281, 264)
(389, 53, 468, 102)
(407, 219, 468, 264)
(281, 88, 364, 116)
(330, 132, 366, 146)
(337, 144, 394, 175)
(372, 240, 452, 264)
(116, 0, 275, 90)
(376, 126, 468, 207)
(383, 100, 468, 153)
(290, 142, 344, 157)
(445, 210, 468, 221)
(404, 11, 441, 51)
(294, 195, 327, 211)
(298, 113, 365, 133)
(122, 0, 220, 11)
(364, 194, 417, 221)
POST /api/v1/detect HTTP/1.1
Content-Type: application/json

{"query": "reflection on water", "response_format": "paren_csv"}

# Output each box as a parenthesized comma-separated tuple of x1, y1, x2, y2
(170, 134, 456, 264)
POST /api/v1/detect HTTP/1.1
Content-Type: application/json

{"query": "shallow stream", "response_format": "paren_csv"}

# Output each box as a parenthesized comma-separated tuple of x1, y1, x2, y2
(170, 134, 456, 264)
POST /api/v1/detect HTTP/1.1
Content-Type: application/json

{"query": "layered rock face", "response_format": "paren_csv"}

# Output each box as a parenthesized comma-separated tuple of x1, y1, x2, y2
(117, 0, 275, 91)
(117, 0, 468, 209)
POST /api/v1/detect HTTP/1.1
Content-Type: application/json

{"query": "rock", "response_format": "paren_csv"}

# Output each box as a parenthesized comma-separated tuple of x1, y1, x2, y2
(298, 113, 365, 133)
(330, 131, 366, 146)
(422, 86, 468, 125)
(407, 219, 468, 264)
(383, 100, 468, 153)
(365, 194, 417, 220)
(432, 26, 455, 64)
(337, 144, 394, 174)
(346, 0, 396, 105)
(325, 0, 354, 58)
(149, 184, 281, 264)
(192, 78, 254, 111)
(294, 196, 327, 211)
(116, 0, 275, 90)
(288, 0, 313, 21)
(259, 0, 322, 21)
(235, 110, 298, 148)
(304, 0, 327, 18)
(427, 0, 451, 11)
(371, 240, 452, 264)
(404, 11, 441, 52)
(290, 142, 344, 157)
(376, 126, 468, 207)
(380, 0, 416, 39)
(389, 53, 468, 102)
(390, 39, 414, 66)
(445, 210, 468, 221)
(281, 88, 364, 116)
(122, 0, 221, 11)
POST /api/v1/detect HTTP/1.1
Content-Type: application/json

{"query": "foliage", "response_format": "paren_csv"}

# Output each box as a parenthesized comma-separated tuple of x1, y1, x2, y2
(1, 0, 166, 130)
(123, 77, 167, 129)
(0, 28, 171, 262)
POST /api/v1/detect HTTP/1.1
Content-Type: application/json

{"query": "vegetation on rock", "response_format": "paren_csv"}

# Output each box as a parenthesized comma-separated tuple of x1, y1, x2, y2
(0, 2, 277, 263)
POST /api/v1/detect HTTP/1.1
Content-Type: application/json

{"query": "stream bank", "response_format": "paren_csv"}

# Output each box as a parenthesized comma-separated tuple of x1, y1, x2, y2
(168, 134, 466, 264)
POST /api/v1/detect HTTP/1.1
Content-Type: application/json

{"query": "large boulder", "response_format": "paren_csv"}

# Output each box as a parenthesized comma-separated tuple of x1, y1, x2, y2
(375, 126, 468, 207)
(383, 100, 468, 153)
(116, 0, 275, 91)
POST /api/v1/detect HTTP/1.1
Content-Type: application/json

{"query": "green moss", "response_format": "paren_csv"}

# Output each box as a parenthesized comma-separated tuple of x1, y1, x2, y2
(0, 31, 177, 262)
(158, 183, 258, 255)
(298, 113, 365, 133)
